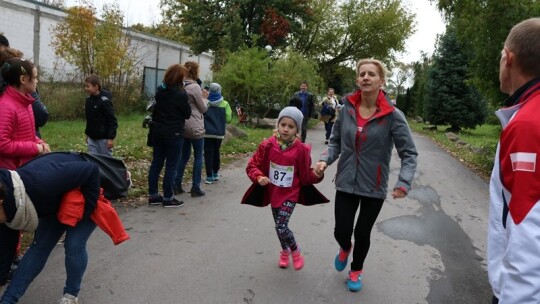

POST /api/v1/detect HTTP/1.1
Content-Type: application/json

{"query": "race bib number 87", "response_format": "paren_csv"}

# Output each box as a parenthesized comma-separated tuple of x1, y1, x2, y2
(269, 161, 294, 187)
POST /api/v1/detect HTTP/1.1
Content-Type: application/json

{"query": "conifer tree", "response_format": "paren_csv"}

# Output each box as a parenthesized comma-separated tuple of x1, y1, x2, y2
(424, 27, 486, 131)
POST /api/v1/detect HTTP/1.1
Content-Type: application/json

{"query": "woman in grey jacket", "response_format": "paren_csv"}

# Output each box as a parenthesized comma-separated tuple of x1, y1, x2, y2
(315, 58, 417, 293)
(174, 61, 208, 197)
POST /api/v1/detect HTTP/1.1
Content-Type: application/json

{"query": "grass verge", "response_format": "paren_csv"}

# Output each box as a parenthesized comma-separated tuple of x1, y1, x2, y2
(408, 121, 500, 181)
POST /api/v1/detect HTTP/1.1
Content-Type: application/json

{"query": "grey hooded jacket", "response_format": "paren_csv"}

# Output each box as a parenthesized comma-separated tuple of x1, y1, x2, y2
(319, 90, 417, 199)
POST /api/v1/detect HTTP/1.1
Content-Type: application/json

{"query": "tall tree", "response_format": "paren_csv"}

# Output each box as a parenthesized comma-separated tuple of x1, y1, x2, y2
(429, 0, 540, 105)
(159, 0, 313, 54)
(288, 0, 414, 88)
(387, 62, 414, 97)
(51, 5, 97, 77)
(294, 0, 414, 68)
(424, 26, 486, 132)
(51, 2, 135, 84)
(409, 52, 432, 118)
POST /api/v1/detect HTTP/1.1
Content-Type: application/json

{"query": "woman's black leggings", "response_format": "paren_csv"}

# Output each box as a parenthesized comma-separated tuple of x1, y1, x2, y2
(334, 190, 384, 271)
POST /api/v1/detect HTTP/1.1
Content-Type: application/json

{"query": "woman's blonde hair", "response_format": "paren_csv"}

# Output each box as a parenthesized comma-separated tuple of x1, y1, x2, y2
(356, 58, 389, 80)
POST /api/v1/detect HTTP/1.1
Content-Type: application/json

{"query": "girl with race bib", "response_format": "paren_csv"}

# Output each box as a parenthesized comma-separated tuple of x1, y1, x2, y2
(241, 106, 328, 270)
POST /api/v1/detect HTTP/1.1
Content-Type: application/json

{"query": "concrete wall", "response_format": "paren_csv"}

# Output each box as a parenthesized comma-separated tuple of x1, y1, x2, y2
(0, 0, 214, 95)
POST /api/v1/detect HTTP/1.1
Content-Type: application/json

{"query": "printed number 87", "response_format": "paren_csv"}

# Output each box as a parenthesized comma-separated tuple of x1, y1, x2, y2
(274, 171, 286, 181)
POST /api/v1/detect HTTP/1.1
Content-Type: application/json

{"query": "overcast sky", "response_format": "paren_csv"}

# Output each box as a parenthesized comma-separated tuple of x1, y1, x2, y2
(64, 0, 446, 64)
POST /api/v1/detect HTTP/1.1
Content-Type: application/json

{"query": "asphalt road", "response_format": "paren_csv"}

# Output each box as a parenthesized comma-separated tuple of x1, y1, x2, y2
(15, 123, 493, 304)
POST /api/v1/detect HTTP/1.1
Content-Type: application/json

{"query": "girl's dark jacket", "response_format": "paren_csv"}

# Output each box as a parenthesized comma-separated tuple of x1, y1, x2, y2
(150, 84, 192, 141)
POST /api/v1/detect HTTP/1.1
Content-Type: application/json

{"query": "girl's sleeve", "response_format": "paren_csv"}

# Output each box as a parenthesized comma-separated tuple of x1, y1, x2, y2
(0, 108, 40, 157)
(246, 140, 267, 183)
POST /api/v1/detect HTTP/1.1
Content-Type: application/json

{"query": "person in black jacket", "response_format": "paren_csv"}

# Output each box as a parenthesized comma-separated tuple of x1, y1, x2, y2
(84, 75, 118, 156)
(0, 153, 101, 304)
(147, 64, 191, 208)
(293, 81, 315, 142)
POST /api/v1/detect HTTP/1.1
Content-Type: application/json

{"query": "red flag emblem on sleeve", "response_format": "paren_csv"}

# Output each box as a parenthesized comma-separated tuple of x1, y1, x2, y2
(510, 152, 537, 172)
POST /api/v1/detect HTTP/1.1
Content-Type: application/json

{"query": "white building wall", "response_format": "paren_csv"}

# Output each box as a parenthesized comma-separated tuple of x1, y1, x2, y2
(0, 0, 214, 94)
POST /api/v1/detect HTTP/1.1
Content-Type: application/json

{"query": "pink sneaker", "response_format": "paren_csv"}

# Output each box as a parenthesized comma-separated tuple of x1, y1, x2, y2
(291, 249, 304, 270)
(279, 250, 290, 268)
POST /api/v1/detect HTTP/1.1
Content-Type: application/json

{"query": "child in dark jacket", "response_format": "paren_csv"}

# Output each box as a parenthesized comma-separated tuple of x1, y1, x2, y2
(241, 106, 328, 270)
(84, 75, 118, 156)
(203, 83, 232, 184)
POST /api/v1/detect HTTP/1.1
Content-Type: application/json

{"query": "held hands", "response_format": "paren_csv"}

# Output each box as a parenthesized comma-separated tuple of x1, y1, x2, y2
(312, 167, 324, 179)
(392, 188, 406, 199)
(314, 161, 328, 176)
(257, 176, 270, 186)
(202, 89, 209, 99)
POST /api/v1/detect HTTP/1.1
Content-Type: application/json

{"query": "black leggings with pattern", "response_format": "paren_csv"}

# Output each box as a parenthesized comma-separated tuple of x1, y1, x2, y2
(272, 201, 298, 252)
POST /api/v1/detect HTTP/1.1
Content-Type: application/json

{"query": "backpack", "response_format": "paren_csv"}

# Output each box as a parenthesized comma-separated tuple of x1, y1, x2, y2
(79, 152, 131, 200)
(320, 103, 336, 117)
(33, 151, 131, 200)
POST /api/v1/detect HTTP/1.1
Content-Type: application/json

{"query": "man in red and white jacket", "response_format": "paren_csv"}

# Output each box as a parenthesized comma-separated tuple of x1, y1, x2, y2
(488, 17, 540, 304)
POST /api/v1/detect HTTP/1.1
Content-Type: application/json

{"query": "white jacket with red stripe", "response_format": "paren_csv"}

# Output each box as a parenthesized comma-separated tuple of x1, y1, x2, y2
(488, 82, 540, 304)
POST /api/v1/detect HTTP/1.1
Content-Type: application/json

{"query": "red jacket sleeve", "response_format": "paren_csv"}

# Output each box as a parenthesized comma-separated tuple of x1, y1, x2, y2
(246, 139, 269, 183)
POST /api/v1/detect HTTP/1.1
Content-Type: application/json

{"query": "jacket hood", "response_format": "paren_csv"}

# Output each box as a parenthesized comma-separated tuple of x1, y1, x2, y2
(208, 98, 223, 106)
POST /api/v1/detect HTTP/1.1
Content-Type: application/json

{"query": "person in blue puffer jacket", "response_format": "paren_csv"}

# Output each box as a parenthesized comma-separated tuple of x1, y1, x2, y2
(203, 83, 232, 184)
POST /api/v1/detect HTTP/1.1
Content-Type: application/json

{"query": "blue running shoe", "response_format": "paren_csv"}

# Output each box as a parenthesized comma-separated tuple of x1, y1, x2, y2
(213, 172, 220, 181)
(347, 270, 363, 292)
(335, 246, 352, 272)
